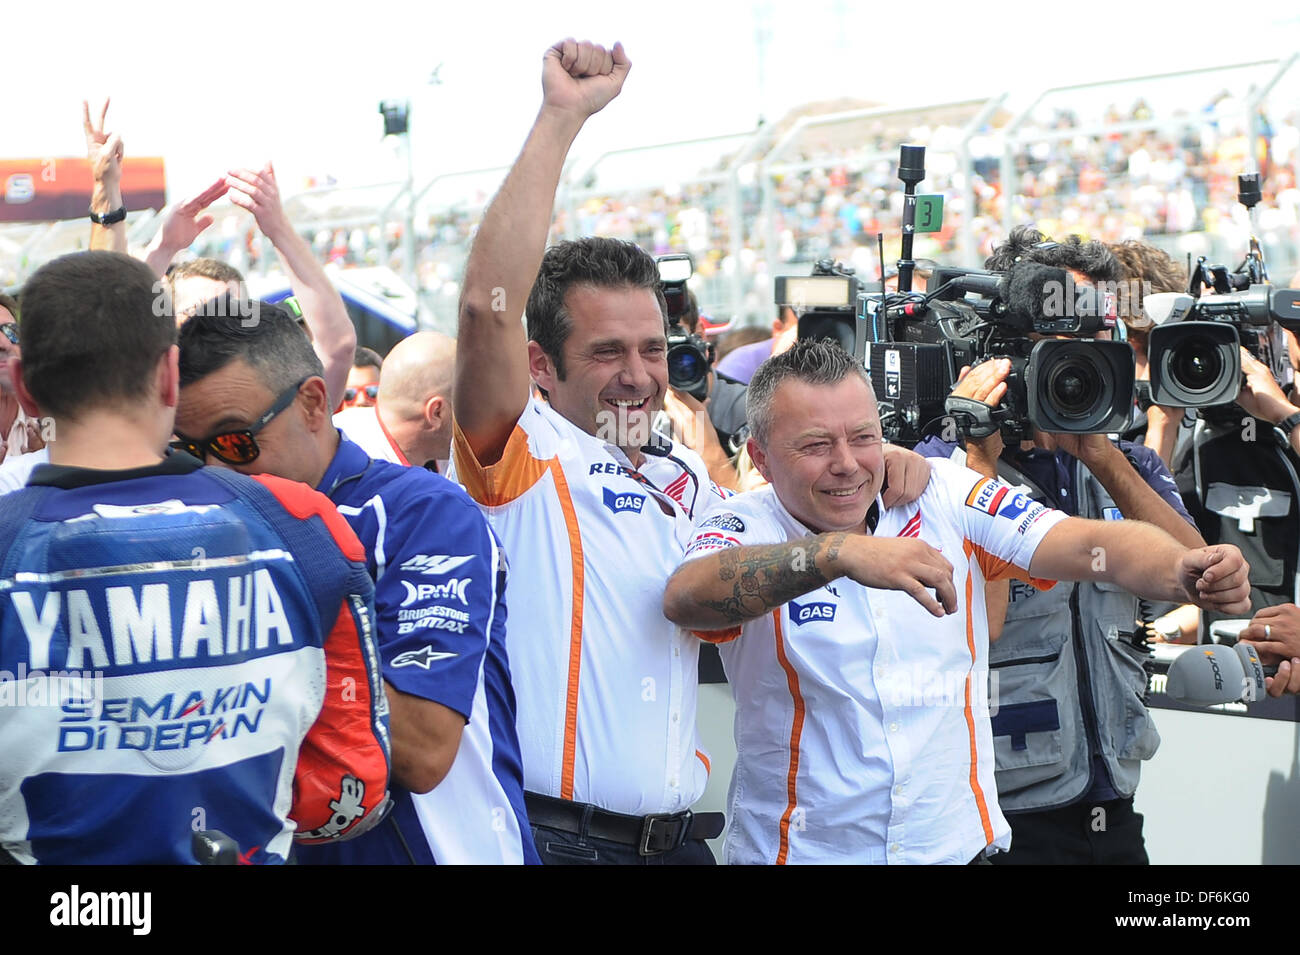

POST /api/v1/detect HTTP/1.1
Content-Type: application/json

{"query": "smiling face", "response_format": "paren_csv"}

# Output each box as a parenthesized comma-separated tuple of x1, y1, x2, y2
(174, 358, 332, 487)
(749, 374, 885, 534)
(529, 284, 668, 460)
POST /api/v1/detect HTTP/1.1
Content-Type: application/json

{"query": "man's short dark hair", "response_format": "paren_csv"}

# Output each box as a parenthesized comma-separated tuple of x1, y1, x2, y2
(0, 292, 18, 322)
(746, 338, 872, 447)
(18, 251, 176, 420)
(985, 225, 1123, 284)
(353, 345, 384, 370)
(178, 294, 323, 392)
(525, 237, 668, 378)
(168, 257, 246, 289)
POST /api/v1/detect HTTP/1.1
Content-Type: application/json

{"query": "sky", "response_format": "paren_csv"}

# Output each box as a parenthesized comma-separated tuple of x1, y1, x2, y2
(4, 0, 1300, 204)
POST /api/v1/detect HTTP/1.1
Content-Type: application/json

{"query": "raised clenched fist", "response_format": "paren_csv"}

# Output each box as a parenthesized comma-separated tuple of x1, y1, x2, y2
(541, 38, 631, 120)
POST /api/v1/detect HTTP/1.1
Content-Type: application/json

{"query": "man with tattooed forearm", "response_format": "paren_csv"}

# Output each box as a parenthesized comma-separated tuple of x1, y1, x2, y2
(661, 339, 1251, 866)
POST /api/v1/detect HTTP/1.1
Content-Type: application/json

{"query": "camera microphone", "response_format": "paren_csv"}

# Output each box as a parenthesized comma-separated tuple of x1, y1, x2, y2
(1000, 263, 1069, 326)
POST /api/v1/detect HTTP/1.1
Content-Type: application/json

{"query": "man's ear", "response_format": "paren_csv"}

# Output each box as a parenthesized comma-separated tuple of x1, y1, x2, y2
(423, 394, 448, 431)
(158, 345, 180, 409)
(527, 341, 557, 395)
(9, 358, 42, 418)
(299, 376, 331, 431)
(747, 436, 773, 484)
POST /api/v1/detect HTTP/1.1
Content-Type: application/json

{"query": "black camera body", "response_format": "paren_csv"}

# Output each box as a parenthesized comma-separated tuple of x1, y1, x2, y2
(1145, 285, 1300, 411)
(864, 270, 1135, 444)
(774, 259, 865, 359)
(656, 254, 712, 402)
(787, 145, 1135, 446)
(1146, 173, 1300, 413)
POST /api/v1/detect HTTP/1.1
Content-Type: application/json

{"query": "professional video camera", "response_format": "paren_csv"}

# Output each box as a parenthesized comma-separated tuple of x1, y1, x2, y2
(790, 144, 1135, 446)
(774, 258, 863, 353)
(1144, 173, 1300, 411)
(657, 253, 712, 402)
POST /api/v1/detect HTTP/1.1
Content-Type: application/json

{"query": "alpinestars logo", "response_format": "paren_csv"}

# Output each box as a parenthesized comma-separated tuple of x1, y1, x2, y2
(391, 645, 458, 669)
(398, 554, 474, 575)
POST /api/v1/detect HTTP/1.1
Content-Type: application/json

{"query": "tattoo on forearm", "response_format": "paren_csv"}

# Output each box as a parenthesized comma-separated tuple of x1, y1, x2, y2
(700, 533, 847, 624)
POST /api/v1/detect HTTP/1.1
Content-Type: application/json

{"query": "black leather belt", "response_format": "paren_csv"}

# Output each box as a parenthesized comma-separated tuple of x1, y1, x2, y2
(525, 792, 725, 857)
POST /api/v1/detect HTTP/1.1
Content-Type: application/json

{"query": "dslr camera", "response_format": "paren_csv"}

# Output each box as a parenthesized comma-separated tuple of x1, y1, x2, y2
(657, 254, 712, 402)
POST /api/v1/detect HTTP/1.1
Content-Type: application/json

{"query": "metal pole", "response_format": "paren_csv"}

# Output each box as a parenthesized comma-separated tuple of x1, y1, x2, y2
(403, 122, 417, 293)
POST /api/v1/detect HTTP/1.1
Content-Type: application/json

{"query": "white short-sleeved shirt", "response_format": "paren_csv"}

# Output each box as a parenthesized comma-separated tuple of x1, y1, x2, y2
(334, 405, 408, 466)
(451, 398, 728, 815)
(685, 458, 1068, 864)
(0, 447, 48, 494)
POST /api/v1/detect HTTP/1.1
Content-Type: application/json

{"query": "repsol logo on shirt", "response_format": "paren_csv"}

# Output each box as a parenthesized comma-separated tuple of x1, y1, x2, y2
(789, 599, 837, 625)
(602, 487, 645, 514)
(8, 570, 295, 670)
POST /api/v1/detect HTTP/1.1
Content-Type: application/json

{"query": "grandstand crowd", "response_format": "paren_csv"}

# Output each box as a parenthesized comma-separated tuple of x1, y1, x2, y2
(2, 38, 1300, 867)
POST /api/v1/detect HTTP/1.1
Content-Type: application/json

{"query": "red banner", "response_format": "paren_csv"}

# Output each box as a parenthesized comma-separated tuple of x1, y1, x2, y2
(0, 158, 166, 223)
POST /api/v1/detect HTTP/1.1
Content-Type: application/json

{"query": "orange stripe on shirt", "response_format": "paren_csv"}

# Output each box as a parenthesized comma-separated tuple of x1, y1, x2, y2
(961, 540, 995, 847)
(692, 625, 742, 644)
(695, 750, 711, 776)
(965, 539, 1056, 591)
(549, 458, 585, 802)
(772, 610, 805, 865)
(451, 417, 549, 506)
(451, 414, 584, 800)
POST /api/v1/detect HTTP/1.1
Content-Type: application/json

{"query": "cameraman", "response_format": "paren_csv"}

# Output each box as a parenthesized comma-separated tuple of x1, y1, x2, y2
(915, 226, 1202, 865)
(1166, 345, 1300, 642)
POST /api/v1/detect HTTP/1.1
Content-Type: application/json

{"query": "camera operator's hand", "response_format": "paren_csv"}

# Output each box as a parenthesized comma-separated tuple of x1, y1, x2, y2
(542, 39, 630, 121)
(1046, 431, 1114, 464)
(952, 360, 1009, 469)
(1236, 346, 1297, 426)
(664, 387, 739, 491)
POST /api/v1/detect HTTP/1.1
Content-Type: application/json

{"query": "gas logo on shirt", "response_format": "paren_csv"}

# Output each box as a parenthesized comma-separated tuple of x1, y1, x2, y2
(789, 599, 837, 625)
(602, 487, 646, 515)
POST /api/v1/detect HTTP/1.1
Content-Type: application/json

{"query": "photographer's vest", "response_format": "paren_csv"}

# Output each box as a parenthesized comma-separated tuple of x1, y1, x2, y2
(984, 454, 1159, 812)
(1175, 416, 1300, 617)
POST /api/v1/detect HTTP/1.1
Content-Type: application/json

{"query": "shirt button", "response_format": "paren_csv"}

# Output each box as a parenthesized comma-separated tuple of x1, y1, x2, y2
(670, 777, 679, 788)
(1059, 489, 1067, 497)
(889, 721, 900, 733)
(895, 783, 906, 796)
(674, 647, 680, 657)
(671, 712, 680, 724)
(890, 843, 901, 854)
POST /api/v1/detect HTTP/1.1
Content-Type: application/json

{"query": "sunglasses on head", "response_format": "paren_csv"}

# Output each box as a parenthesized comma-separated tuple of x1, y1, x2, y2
(171, 376, 308, 465)
(0, 323, 18, 346)
(345, 384, 378, 403)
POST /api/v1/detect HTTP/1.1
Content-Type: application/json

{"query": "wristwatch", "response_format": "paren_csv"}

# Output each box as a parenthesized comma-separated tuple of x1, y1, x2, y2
(1278, 410, 1300, 438)
(89, 205, 127, 225)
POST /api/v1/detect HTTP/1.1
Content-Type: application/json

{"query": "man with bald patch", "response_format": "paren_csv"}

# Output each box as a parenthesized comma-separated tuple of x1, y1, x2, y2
(335, 332, 456, 472)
